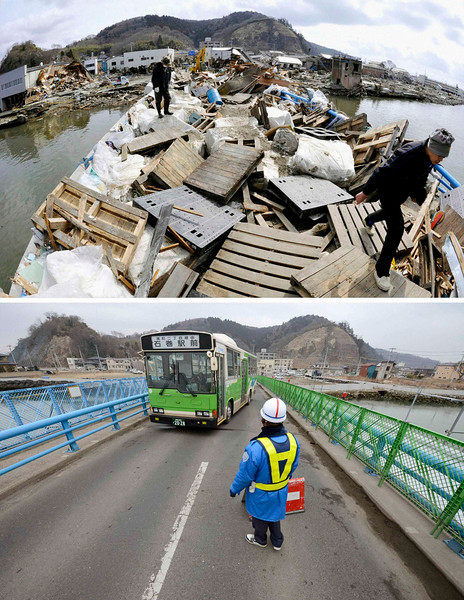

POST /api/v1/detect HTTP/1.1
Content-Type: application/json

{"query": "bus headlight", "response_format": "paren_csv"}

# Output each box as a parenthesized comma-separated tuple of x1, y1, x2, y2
(195, 410, 210, 417)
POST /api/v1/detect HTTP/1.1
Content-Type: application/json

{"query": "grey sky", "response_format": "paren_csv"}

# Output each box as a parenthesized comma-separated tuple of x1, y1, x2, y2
(0, 300, 463, 362)
(1, 0, 463, 87)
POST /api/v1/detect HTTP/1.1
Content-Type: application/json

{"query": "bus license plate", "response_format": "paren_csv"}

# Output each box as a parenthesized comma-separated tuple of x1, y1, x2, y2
(173, 418, 186, 426)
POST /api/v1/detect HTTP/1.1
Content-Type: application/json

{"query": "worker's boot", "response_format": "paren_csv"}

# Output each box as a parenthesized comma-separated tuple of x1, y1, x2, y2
(164, 100, 173, 116)
(158, 111, 163, 119)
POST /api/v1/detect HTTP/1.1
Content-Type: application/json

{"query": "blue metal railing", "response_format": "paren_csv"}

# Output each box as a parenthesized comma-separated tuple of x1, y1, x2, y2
(0, 389, 150, 476)
(434, 164, 461, 194)
(0, 377, 147, 450)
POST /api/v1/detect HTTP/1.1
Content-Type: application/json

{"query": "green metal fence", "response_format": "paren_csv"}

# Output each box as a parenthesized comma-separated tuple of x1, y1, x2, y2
(258, 376, 464, 545)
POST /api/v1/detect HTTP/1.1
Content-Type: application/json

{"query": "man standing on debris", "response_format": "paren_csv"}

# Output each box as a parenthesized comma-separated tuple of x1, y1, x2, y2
(355, 128, 454, 292)
(230, 397, 300, 550)
(151, 56, 173, 118)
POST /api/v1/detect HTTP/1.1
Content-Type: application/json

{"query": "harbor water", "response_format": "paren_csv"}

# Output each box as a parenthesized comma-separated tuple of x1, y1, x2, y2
(356, 399, 464, 441)
(0, 106, 129, 292)
(0, 97, 463, 292)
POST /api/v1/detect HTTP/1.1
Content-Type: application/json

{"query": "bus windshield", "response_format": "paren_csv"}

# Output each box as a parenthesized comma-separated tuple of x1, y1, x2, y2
(146, 352, 214, 394)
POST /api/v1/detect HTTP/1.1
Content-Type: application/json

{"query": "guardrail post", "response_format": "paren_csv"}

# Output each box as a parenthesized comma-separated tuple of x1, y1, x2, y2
(61, 418, 80, 452)
(431, 480, 464, 538)
(3, 393, 31, 441)
(101, 381, 110, 403)
(346, 408, 366, 459)
(109, 404, 121, 430)
(314, 394, 325, 430)
(48, 389, 62, 415)
(142, 395, 149, 417)
(328, 399, 341, 441)
(378, 421, 409, 486)
(79, 383, 89, 407)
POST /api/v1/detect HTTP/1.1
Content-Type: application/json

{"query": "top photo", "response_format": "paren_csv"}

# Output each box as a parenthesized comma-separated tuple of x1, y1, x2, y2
(0, 6, 463, 299)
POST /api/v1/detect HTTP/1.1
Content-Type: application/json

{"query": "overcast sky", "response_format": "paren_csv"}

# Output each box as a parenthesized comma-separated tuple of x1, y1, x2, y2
(1, 0, 463, 87)
(1, 300, 463, 362)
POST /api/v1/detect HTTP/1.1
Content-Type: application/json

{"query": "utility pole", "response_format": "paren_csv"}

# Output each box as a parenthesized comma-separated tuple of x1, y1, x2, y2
(386, 347, 396, 379)
(449, 351, 464, 388)
(95, 343, 103, 370)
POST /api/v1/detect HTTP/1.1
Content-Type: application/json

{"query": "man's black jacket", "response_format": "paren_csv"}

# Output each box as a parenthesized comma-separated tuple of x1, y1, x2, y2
(363, 140, 433, 206)
(151, 62, 171, 92)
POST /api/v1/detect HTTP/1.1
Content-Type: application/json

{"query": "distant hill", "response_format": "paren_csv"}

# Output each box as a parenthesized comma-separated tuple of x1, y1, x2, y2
(1, 11, 344, 73)
(12, 314, 141, 368)
(162, 315, 382, 369)
(9, 313, 437, 371)
(375, 348, 438, 369)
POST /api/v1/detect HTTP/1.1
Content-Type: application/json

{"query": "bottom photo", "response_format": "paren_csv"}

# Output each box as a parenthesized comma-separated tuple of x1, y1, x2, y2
(1, 300, 463, 600)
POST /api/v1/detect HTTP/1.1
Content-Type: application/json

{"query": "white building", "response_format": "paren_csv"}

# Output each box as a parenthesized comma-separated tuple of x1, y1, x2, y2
(107, 48, 174, 72)
(0, 64, 43, 111)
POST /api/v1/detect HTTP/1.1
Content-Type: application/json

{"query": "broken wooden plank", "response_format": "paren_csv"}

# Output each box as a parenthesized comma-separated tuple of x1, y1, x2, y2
(127, 127, 189, 155)
(134, 203, 173, 298)
(157, 263, 199, 297)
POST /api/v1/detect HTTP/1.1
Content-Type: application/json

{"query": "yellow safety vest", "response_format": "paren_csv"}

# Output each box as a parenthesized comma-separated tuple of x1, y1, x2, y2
(255, 432, 298, 491)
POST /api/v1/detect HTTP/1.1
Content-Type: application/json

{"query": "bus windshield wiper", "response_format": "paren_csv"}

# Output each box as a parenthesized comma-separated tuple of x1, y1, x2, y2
(159, 374, 172, 395)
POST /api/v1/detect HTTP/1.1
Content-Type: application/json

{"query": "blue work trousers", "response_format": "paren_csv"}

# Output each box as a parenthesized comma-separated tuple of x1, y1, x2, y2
(252, 516, 284, 548)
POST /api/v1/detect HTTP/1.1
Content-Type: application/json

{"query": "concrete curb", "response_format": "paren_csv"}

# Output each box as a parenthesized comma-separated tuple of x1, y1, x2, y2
(258, 383, 464, 596)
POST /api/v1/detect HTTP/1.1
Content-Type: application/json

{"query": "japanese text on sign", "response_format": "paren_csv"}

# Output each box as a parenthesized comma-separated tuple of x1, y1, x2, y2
(151, 334, 200, 349)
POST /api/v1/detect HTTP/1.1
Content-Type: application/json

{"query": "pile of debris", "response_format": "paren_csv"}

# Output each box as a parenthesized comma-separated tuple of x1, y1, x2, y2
(25, 61, 93, 105)
(9, 63, 463, 299)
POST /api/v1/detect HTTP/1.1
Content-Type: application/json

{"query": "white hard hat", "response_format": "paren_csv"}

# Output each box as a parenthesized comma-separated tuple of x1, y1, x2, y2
(260, 397, 286, 423)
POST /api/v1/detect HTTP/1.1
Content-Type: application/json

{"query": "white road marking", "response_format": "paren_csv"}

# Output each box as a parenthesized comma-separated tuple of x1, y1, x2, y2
(142, 461, 208, 600)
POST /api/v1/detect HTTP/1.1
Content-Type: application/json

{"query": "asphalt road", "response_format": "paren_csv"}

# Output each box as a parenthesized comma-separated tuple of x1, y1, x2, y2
(0, 387, 459, 600)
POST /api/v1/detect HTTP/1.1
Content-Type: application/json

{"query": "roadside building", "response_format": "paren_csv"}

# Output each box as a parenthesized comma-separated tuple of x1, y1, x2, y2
(106, 358, 131, 371)
(359, 363, 377, 378)
(67, 357, 85, 370)
(331, 56, 362, 90)
(0, 64, 44, 111)
(434, 364, 459, 381)
(275, 357, 294, 372)
(376, 360, 396, 380)
(0, 353, 18, 372)
(107, 48, 174, 73)
(275, 56, 302, 69)
(362, 61, 387, 79)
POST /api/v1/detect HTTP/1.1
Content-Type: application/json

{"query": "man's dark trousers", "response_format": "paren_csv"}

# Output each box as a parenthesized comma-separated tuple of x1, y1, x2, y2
(155, 89, 171, 115)
(366, 197, 404, 277)
(252, 516, 284, 548)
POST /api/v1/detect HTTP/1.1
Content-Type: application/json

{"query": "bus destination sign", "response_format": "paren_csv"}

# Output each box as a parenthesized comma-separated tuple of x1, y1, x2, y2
(151, 334, 200, 349)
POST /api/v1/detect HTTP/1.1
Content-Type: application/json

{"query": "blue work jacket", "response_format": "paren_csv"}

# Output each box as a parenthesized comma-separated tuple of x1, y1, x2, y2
(230, 426, 300, 522)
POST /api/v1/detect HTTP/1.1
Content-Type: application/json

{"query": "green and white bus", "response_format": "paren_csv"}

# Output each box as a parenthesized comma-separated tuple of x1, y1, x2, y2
(141, 330, 257, 428)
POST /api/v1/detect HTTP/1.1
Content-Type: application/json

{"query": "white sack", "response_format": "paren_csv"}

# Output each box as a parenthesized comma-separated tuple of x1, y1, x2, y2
(291, 135, 355, 185)
(266, 107, 293, 130)
(91, 140, 145, 199)
(38, 246, 132, 298)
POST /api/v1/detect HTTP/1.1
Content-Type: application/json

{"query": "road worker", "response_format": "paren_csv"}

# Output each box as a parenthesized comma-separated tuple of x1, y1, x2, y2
(230, 397, 300, 550)
(355, 127, 454, 292)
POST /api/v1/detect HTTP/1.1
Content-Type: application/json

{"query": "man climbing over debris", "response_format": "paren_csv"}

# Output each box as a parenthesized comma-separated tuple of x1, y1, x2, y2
(230, 397, 300, 550)
(355, 128, 454, 292)
(151, 56, 173, 118)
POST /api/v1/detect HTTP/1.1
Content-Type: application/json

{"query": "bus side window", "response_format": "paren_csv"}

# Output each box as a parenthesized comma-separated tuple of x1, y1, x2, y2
(227, 350, 234, 377)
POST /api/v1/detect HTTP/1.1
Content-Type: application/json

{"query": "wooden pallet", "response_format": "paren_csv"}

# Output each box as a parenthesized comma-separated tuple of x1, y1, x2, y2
(433, 206, 464, 252)
(184, 144, 264, 203)
(328, 201, 414, 257)
(127, 127, 189, 155)
(348, 120, 409, 194)
(351, 119, 408, 166)
(291, 245, 431, 298)
(31, 177, 147, 275)
(145, 138, 204, 189)
(196, 222, 323, 298)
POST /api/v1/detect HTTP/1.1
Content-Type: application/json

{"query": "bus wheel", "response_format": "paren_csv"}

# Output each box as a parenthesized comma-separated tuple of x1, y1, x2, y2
(225, 401, 233, 424)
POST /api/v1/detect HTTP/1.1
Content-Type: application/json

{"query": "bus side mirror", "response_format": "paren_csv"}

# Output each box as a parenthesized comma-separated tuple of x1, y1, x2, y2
(210, 357, 218, 371)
